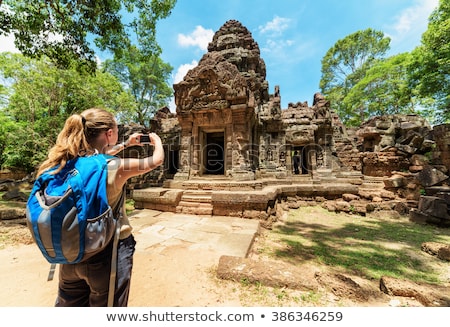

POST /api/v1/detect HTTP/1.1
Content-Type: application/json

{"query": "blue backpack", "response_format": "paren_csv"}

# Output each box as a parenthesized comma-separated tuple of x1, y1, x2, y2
(26, 154, 120, 265)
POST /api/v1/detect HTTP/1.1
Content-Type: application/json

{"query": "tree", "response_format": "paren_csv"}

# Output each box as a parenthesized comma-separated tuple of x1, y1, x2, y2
(103, 46, 173, 127)
(320, 28, 391, 125)
(0, 0, 177, 72)
(0, 52, 136, 171)
(408, 0, 450, 123)
(343, 53, 417, 125)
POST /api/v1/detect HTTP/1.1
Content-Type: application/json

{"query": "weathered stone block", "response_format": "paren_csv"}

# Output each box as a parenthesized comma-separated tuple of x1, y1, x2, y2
(342, 193, 360, 201)
(418, 196, 448, 219)
(335, 200, 350, 212)
(416, 165, 449, 187)
(384, 176, 405, 188)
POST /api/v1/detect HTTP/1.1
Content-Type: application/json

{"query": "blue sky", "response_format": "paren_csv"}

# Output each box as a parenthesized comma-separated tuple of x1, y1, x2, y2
(155, 0, 439, 110)
(0, 0, 439, 111)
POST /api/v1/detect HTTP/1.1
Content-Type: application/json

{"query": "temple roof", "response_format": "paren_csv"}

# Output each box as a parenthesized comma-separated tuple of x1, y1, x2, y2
(174, 20, 269, 112)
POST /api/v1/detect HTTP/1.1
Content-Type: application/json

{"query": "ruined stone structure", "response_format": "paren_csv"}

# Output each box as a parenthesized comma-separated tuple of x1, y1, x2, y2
(2, 20, 449, 229)
(129, 20, 450, 227)
(160, 20, 350, 182)
(172, 20, 268, 181)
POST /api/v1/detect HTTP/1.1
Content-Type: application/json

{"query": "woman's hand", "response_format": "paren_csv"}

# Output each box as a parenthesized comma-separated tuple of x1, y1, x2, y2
(127, 133, 143, 147)
(114, 132, 165, 189)
(105, 132, 143, 155)
(148, 133, 162, 146)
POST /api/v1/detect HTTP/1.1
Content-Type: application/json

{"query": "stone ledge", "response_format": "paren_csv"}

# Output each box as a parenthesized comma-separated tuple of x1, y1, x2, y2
(217, 255, 318, 291)
(133, 188, 183, 212)
(380, 276, 450, 306)
(132, 181, 360, 217)
(0, 207, 26, 220)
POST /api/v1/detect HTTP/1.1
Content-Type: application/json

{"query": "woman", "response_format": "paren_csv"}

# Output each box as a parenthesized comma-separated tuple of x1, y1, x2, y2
(36, 107, 164, 306)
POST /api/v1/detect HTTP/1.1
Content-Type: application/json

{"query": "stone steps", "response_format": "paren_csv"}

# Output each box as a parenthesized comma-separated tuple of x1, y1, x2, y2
(137, 178, 362, 215)
(359, 176, 387, 193)
(181, 190, 213, 200)
(176, 191, 213, 215)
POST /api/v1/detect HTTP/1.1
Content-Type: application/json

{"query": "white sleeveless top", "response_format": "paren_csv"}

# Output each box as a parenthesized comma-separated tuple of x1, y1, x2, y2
(107, 159, 132, 240)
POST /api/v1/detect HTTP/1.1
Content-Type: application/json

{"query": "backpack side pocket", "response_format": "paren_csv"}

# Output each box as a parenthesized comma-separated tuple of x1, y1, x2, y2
(83, 207, 115, 260)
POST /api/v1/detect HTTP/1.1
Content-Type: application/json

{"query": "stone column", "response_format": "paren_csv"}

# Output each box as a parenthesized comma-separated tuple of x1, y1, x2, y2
(174, 119, 193, 181)
(230, 105, 255, 180)
(225, 124, 233, 177)
(191, 123, 200, 176)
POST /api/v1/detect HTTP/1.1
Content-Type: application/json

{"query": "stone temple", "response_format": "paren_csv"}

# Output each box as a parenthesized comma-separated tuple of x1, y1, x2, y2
(124, 20, 450, 227)
(164, 19, 347, 182)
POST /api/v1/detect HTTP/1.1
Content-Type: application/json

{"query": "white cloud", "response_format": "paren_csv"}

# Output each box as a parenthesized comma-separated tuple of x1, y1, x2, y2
(259, 16, 291, 35)
(173, 60, 198, 84)
(168, 97, 176, 112)
(0, 33, 19, 53)
(387, 0, 439, 53)
(258, 16, 298, 64)
(262, 39, 294, 54)
(178, 26, 214, 51)
(261, 37, 315, 68)
(167, 60, 199, 111)
(392, 0, 438, 35)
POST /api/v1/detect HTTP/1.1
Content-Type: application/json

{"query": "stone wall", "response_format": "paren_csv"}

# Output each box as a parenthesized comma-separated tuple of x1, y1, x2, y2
(430, 124, 450, 170)
(0, 169, 28, 181)
(116, 20, 450, 226)
(355, 114, 435, 177)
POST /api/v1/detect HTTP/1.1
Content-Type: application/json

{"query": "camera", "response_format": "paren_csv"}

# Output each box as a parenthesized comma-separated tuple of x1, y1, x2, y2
(139, 134, 151, 144)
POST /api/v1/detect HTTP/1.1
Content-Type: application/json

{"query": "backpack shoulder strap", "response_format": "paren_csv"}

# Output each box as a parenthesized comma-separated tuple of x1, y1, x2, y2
(107, 185, 126, 307)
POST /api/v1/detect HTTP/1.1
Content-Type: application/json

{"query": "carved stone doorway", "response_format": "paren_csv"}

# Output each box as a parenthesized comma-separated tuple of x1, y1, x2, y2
(292, 146, 310, 175)
(203, 131, 225, 175)
(168, 148, 179, 175)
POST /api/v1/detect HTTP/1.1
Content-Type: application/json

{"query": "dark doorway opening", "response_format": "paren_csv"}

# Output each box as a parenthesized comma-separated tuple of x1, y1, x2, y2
(292, 146, 309, 175)
(205, 132, 224, 174)
(168, 149, 179, 175)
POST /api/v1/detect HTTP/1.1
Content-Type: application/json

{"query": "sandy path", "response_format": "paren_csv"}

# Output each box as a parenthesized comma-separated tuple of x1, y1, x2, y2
(0, 210, 250, 307)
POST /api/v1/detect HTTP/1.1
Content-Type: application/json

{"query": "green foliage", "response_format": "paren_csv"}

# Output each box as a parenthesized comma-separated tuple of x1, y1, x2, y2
(0, 119, 48, 171)
(0, 0, 177, 72)
(320, 28, 391, 126)
(0, 53, 135, 172)
(266, 206, 450, 283)
(103, 46, 173, 127)
(343, 53, 417, 125)
(0, 0, 177, 171)
(408, 0, 450, 123)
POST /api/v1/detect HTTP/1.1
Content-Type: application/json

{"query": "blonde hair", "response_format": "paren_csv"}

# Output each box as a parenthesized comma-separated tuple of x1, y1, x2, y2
(37, 108, 116, 177)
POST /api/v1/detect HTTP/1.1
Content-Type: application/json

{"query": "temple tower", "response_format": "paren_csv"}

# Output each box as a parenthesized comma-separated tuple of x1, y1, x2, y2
(173, 20, 269, 180)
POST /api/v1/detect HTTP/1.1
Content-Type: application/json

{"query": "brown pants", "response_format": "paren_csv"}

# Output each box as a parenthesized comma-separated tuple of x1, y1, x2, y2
(55, 234, 136, 307)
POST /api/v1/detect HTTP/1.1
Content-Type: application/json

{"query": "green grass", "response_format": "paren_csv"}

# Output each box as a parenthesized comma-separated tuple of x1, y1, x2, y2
(263, 206, 450, 284)
(125, 198, 135, 215)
